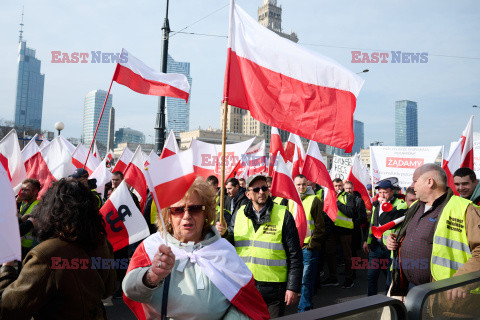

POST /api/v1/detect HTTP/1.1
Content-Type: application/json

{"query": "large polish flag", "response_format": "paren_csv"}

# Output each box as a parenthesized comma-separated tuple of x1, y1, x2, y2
(443, 139, 462, 196)
(0, 164, 21, 264)
(145, 149, 197, 209)
(347, 154, 373, 211)
(113, 48, 190, 102)
(271, 153, 307, 244)
(190, 138, 254, 181)
(0, 130, 27, 194)
(124, 146, 148, 210)
(224, 1, 364, 153)
(460, 115, 474, 169)
(112, 147, 134, 173)
(100, 180, 150, 251)
(268, 127, 284, 176)
(89, 157, 113, 198)
(72, 144, 101, 175)
(303, 141, 338, 222)
(237, 140, 266, 178)
(160, 130, 180, 159)
(124, 232, 270, 320)
(21, 134, 38, 162)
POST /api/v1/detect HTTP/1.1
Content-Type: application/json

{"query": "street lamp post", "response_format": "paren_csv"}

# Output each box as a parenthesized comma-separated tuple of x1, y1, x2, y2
(154, 0, 170, 155)
(54, 121, 65, 137)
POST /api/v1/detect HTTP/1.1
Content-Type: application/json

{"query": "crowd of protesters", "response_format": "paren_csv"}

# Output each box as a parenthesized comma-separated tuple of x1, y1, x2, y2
(1, 163, 479, 319)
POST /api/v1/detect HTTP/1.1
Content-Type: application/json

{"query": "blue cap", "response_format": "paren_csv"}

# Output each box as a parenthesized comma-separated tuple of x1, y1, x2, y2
(375, 180, 394, 190)
(366, 183, 372, 190)
(70, 168, 89, 179)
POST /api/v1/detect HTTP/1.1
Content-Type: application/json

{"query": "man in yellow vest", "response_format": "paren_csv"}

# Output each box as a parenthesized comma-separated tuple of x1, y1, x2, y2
(322, 178, 357, 288)
(216, 174, 303, 318)
(18, 179, 41, 259)
(387, 164, 480, 318)
(363, 179, 407, 296)
(289, 174, 324, 313)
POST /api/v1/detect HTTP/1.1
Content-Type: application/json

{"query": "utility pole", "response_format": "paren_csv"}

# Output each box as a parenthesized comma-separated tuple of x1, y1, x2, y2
(154, 0, 170, 155)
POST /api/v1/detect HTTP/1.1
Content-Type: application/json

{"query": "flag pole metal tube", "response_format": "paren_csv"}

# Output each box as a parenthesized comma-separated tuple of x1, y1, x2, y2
(84, 67, 117, 168)
(144, 167, 169, 245)
(155, 0, 170, 156)
(219, 100, 228, 228)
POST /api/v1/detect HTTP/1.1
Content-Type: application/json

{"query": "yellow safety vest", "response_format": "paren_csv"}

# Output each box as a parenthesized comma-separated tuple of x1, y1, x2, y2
(367, 197, 408, 246)
(288, 195, 316, 244)
(315, 189, 323, 201)
(234, 204, 287, 282)
(19, 200, 39, 248)
(334, 192, 353, 229)
(150, 201, 158, 225)
(273, 197, 284, 205)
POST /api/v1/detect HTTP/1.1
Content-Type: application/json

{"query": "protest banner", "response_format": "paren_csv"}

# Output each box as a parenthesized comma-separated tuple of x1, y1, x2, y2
(474, 140, 480, 178)
(370, 146, 443, 188)
(329, 155, 353, 180)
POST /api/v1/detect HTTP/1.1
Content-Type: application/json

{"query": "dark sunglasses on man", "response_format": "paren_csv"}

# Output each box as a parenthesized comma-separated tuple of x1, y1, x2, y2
(250, 186, 268, 193)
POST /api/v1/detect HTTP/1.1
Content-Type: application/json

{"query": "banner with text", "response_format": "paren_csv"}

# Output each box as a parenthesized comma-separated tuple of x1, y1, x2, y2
(474, 140, 480, 178)
(370, 146, 443, 188)
(329, 155, 353, 180)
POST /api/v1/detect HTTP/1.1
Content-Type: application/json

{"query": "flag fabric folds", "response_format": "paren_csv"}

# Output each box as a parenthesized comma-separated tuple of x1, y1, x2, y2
(113, 48, 190, 102)
(460, 115, 474, 169)
(89, 157, 113, 198)
(347, 154, 373, 211)
(112, 147, 134, 173)
(100, 181, 150, 252)
(443, 139, 462, 196)
(0, 164, 21, 264)
(124, 146, 148, 211)
(160, 130, 180, 159)
(268, 127, 284, 176)
(0, 130, 27, 194)
(72, 143, 101, 175)
(224, 1, 364, 152)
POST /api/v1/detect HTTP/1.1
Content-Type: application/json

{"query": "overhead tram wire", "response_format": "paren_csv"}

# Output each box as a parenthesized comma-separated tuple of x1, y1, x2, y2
(170, 3, 229, 38)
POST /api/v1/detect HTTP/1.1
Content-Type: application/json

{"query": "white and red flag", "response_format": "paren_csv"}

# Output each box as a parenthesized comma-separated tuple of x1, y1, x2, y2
(237, 140, 266, 178)
(21, 134, 38, 162)
(443, 139, 462, 196)
(113, 48, 190, 102)
(302, 141, 338, 222)
(290, 146, 301, 179)
(460, 115, 474, 169)
(144, 150, 158, 167)
(72, 143, 101, 175)
(190, 138, 254, 181)
(0, 130, 27, 194)
(89, 157, 113, 198)
(112, 147, 134, 173)
(124, 146, 148, 210)
(105, 149, 114, 167)
(347, 154, 373, 211)
(271, 153, 307, 244)
(100, 180, 150, 252)
(284, 133, 297, 163)
(124, 232, 269, 320)
(39, 139, 50, 150)
(0, 164, 21, 264)
(160, 130, 180, 159)
(224, 1, 364, 153)
(268, 127, 284, 176)
(93, 141, 102, 162)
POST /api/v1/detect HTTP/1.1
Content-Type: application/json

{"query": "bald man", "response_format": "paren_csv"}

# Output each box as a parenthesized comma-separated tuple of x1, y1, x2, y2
(386, 164, 480, 317)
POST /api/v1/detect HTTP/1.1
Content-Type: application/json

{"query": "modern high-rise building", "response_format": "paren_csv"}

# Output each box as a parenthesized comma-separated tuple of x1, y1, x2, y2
(114, 127, 145, 147)
(14, 11, 45, 132)
(352, 120, 364, 154)
(166, 54, 192, 136)
(82, 90, 112, 149)
(395, 100, 418, 146)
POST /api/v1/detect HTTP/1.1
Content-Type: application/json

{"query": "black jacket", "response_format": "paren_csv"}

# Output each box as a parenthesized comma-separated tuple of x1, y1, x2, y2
(225, 197, 303, 293)
(224, 188, 249, 217)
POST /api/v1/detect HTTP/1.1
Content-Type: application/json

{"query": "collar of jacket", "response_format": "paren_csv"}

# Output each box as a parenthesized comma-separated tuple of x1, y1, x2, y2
(301, 186, 315, 200)
(244, 197, 274, 224)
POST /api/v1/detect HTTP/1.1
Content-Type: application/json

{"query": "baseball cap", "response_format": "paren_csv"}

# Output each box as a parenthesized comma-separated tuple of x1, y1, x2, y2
(70, 168, 89, 179)
(375, 180, 394, 190)
(246, 174, 267, 188)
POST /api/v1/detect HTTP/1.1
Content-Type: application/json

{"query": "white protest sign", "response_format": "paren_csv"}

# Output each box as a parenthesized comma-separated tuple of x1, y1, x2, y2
(370, 146, 443, 188)
(329, 155, 353, 180)
(474, 140, 480, 178)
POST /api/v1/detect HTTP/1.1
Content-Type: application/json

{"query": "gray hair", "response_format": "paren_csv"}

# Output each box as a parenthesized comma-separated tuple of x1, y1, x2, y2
(416, 163, 447, 189)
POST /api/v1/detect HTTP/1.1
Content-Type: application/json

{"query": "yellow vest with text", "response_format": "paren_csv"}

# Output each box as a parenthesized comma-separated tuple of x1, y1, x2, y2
(335, 192, 353, 229)
(367, 197, 408, 246)
(288, 195, 316, 244)
(19, 200, 39, 248)
(234, 204, 287, 282)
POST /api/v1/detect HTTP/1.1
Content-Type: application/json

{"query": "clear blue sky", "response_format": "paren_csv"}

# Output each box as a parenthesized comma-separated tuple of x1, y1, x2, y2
(1, 0, 479, 148)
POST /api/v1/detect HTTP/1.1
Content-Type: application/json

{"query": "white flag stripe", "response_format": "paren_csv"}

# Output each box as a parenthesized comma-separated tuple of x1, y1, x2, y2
(148, 149, 195, 185)
(0, 165, 21, 264)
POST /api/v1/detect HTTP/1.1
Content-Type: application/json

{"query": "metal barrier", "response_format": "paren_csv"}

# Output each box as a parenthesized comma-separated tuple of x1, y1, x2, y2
(404, 270, 480, 320)
(276, 294, 407, 320)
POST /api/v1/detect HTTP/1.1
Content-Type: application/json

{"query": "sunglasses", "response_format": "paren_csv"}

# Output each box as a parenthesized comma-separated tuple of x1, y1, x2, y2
(169, 205, 205, 215)
(250, 186, 269, 193)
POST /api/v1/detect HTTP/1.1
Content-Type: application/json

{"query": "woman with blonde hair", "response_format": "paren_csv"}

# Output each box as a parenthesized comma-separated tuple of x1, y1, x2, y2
(123, 177, 269, 320)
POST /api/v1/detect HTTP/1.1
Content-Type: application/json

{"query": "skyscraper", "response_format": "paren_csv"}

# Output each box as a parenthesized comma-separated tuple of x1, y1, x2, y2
(326, 120, 364, 155)
(14, 11, 45, 132)
(166, 54, 192, 136)
(82, 90, 112, 149)
(395, 100, 418, 146)
(114, 127, 145, 147)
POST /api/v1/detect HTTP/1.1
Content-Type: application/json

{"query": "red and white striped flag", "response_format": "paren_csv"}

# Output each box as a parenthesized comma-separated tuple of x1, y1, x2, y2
(124, 146, 148, 210)
(72, 143, 101, 175)
(268, 127, 284, 176)
(114, 49, 190, 102)
(224, 1, 364, 153)
(160, 130, 180, 159)
(0, 130, 27, 194)
(460, 115, 474, 169)
(347, 154, 372, 211)
(93, 141, 102, 162)
(112, 147, 134, 173)
(302, 141, 338, 222)
(271, 153, 307, 244)
(89, 157, 113, 198)
(443, 139, 462, 195)
(284, 133, 297, 163)
(100, 180, 150, 251)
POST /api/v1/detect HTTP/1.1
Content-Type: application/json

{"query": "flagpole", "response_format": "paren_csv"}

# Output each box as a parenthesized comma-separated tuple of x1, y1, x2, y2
(84, 64, 119, 168)
(144, 167, 169, 245)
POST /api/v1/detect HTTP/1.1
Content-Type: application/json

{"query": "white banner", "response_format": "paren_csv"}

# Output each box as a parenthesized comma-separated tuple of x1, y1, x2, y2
(474, 140, 480, 178)
(329, 155, 353, 180)
(0, 165, 21, 264)
(370, 146, 443, 188)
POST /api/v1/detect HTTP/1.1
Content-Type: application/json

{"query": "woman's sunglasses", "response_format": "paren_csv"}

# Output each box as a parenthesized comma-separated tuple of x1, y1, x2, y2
(250, 186, 269, 193)
(169, 205, 205, 215)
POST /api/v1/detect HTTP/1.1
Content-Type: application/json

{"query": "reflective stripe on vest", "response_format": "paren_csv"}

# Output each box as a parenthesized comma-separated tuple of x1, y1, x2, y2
(20, 200, 39, 248)
(234, 204, 287, 282)
(289, 195, 316, 244)
(334, 192, 353, 229)
(431, 195, 472, 281)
